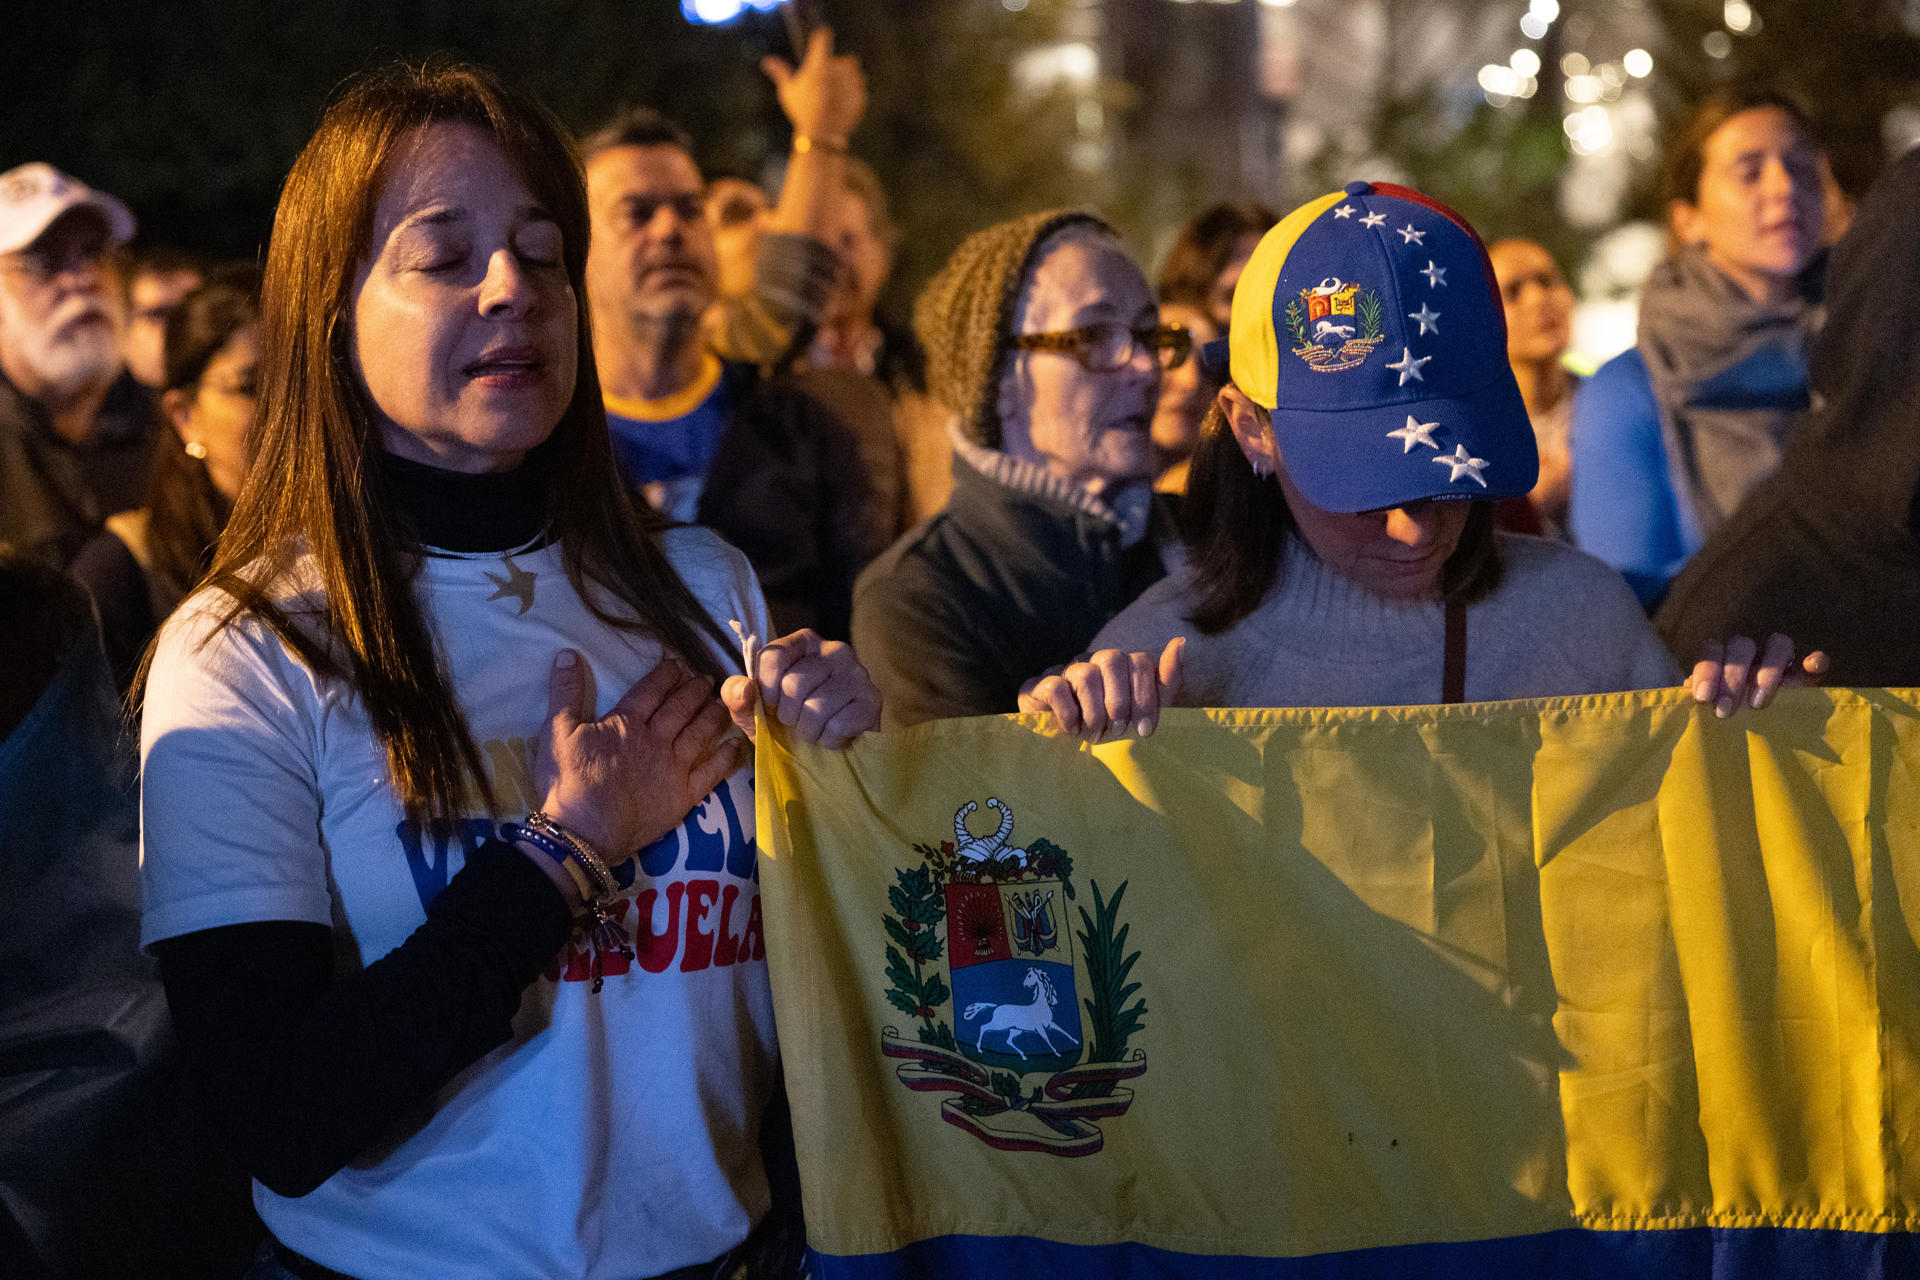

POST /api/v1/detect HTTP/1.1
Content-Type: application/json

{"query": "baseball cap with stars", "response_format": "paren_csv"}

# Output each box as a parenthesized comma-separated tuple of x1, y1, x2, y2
(1224, 180, 1537, 514)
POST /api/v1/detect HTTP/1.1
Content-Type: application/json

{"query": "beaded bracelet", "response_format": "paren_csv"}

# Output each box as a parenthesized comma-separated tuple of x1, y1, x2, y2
(507, 812, 635, 992)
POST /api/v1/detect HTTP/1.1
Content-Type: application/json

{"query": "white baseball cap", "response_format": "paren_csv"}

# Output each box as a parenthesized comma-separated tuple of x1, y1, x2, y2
(0, 162, 136, 257)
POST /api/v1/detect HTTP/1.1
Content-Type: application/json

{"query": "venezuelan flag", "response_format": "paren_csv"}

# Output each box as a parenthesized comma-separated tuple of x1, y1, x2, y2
(755, 689, 1920, 1278)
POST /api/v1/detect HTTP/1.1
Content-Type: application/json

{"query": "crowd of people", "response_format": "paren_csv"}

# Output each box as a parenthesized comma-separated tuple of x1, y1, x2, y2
(2, 24, 1916, 1279)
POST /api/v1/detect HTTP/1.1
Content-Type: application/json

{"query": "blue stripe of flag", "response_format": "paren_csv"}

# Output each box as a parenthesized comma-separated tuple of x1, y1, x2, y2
(809, 1226, 1920, 1279)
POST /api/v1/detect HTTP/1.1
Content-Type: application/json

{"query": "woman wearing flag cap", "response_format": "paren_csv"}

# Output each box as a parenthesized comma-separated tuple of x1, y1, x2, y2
(1020, 182, 1819, 735)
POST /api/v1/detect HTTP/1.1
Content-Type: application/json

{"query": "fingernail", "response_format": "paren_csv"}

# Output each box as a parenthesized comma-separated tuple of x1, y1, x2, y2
(556, 650, 577, 668)
(1135, 718, 1152, 738)
(1717, 696, 1734, 718)
(1752, 688, 1766, 708)
(1693, 683, 1712, 703)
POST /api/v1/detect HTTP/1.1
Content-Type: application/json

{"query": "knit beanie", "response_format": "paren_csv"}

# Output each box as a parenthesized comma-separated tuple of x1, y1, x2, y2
(913, 208, 1114, 449)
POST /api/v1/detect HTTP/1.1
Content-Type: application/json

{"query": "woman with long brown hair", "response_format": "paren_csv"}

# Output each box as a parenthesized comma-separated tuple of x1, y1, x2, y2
(1569, 86, 1828, 607)
(138, 63, 877, 1279)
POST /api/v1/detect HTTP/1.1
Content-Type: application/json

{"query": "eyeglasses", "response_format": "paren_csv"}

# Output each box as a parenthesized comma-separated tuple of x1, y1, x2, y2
(1, 222, 114, 286)
(1011, 322, 1193, 372)
(3, 242, 111, 285)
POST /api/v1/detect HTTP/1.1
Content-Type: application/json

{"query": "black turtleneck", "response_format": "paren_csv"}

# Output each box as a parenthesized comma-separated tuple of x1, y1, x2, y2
(372, 446, 551, 554)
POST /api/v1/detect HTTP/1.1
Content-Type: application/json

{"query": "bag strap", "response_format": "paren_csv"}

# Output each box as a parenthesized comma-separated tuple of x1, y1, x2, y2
(1442, 598, 1467, 705)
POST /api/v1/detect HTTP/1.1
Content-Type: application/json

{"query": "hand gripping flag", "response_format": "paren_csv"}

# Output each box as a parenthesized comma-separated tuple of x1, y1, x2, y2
(755, 689, 1920, 1277)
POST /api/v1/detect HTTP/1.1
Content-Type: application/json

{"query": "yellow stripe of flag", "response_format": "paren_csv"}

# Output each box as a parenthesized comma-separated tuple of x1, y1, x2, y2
(756, 689, 1920, 1259)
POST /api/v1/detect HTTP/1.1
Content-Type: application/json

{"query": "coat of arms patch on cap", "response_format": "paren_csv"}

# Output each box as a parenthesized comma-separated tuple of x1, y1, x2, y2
(1284, 277, 1384, 372)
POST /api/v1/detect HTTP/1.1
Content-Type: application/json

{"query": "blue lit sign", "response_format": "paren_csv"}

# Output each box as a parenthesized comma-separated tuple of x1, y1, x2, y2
(682, 0, 785, 24)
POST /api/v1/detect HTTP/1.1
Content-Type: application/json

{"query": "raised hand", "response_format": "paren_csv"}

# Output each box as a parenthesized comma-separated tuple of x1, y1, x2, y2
(761, 26, 866, 147)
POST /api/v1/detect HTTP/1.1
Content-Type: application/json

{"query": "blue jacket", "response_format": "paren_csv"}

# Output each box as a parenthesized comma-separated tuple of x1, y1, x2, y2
(1568, 348, 1702, 608)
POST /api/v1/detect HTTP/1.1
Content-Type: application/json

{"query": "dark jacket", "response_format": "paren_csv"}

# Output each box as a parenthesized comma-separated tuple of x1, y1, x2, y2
(68, 515, 166, 697)
(0, 371, 154, 567)
(694, 361, 892, 641)
(0, 560, 256, 1277)
(1656, 147, 1920, 687)
(852, 456, 1177, 728)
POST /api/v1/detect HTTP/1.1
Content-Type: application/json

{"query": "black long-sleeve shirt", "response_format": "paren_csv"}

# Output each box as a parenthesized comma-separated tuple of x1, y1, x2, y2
(153, 842, 570, 1197)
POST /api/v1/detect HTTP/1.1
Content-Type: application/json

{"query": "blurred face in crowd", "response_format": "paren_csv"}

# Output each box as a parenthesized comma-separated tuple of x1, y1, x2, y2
(1222, 384, 1469, 600)
(822, 184, 890, 328)
(123, 265, 203, 389)
(998, 230, 1160, 495)
(1670, 106, 1824, 305)
(0, 209, 124, 400)
(164, 321, 257, 501)
(1489, 238, 1572, 367)
(1206, 232, 1261, 332)
(586, 143, 718, 333)
(1149, 300, 1217, 466)
(705, 176, 768, 300)
(349, 122, 577, 473)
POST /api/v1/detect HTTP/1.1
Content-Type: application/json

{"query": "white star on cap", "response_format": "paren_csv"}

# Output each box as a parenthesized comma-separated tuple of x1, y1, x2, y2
(1386, 347, 1432, 386)
(1333, 204, 1355, 219)
(1434, 444, 1489, 487)
(1359, 211, 1387, 229)
(1387, 415, 1442, 453)
(1420, 260, 1447, 288)
(1397, 223, 1426, 245)
(1408, 303, 1441, 335)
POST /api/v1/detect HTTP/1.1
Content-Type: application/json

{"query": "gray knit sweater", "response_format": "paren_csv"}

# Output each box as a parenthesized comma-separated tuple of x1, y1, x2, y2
(1089, 532, 1679, 708)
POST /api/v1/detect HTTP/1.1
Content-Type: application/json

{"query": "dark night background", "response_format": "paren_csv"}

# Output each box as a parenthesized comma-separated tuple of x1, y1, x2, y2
(6, 0, 1917, 323)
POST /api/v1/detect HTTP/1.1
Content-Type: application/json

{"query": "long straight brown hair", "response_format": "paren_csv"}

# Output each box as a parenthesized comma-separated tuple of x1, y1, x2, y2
(177, 63, 730, 824)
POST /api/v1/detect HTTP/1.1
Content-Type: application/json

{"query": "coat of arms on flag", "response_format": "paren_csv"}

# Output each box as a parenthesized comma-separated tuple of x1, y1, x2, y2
(878, 798, 1147, 1156)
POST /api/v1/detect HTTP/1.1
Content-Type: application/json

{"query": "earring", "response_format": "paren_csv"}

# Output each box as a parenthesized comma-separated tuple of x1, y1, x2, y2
(183, 440, 208, 459)
(1250, 459, 1270, 478)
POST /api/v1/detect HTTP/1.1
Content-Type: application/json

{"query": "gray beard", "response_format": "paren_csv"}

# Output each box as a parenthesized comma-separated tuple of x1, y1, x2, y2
(29, 324, 121, 398)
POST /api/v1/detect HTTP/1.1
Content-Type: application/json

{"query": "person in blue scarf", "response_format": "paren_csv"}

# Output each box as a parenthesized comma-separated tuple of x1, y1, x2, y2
(1569, 87, 1827, 608)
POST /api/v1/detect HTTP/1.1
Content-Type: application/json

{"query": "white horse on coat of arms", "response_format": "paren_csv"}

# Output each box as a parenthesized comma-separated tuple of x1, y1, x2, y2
(963, 966, 1079, 1060)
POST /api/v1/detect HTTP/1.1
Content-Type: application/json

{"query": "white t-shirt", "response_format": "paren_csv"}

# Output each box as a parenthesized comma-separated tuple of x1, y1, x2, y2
(140, 527, 777, 1280)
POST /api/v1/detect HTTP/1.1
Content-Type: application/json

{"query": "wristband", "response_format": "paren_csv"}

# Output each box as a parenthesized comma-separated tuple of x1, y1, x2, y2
(792, 133, 849, 157)
(510, 823, 595, 900)
(523, 810, 619, 898)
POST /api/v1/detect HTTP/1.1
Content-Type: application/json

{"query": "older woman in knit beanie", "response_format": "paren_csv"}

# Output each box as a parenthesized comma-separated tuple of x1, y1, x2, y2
(850, 209, 1194, 727)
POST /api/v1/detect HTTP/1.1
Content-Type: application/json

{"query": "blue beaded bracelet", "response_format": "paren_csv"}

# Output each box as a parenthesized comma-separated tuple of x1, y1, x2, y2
(506, 822, 593, 899)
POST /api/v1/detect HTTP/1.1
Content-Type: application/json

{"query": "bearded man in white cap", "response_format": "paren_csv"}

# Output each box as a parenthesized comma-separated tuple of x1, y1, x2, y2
(0, 162, 151, 566)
